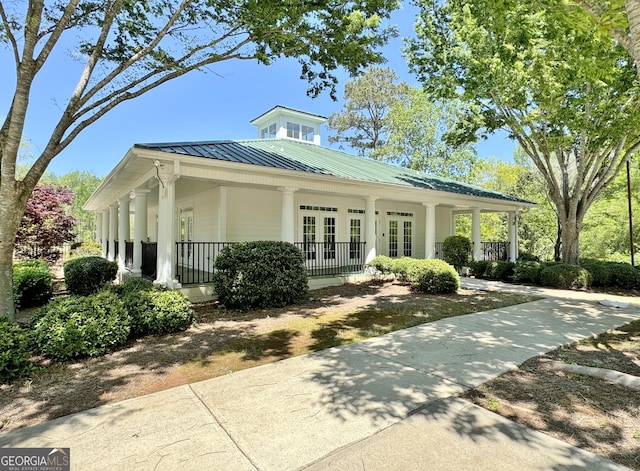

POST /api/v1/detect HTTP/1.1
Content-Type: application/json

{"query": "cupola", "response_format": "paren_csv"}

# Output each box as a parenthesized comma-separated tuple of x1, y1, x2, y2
(250, 106, 327, 145)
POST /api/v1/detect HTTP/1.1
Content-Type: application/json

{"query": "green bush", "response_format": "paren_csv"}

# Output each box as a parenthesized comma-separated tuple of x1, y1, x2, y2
(366, 255, 395, 275)
(31, 292, 130, 362)
(442, 236, 472, 270)
(483, 261, 515, 281)
(517, 252, 541, 262)
(392, 257, 416, 283)
(407, 259, 460, 294)
(540, 264, 592, 290)
(115, 286, 195, 337)
(212, 241, 308, 310)
(13, 259, 53, 308)
(513, 261, 544, 284)
(64, 256, 118, 296)
(69, 241, 103, 259)
(580, 259, 640, 289)
(468, 260, 490, 278)
(0, 318, 33, 383)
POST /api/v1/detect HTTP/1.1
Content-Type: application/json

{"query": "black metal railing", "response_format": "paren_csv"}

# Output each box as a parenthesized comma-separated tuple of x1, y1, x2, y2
(294, 241, 366, 277)
(125, 241, 134, 269)
(175, 242, 235, 284)
(481, 241, 510, 261)
(141, 241, 157, 279)
(113, 240, 119, 260)
(435, 242, 444, 260)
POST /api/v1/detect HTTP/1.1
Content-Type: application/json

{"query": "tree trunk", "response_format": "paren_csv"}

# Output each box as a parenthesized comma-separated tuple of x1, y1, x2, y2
(559, 214, 581, 265)
(625, 0, 640, 79)
(554, 219, 562, 262)
(0, 216, 20, 321)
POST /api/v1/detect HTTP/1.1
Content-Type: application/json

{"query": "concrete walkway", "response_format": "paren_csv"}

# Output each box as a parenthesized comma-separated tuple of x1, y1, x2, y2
(1, 279, 639, 470)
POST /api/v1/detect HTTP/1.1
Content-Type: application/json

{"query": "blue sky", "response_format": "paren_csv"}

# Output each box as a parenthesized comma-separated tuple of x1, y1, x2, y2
(4, 4, 515, 178)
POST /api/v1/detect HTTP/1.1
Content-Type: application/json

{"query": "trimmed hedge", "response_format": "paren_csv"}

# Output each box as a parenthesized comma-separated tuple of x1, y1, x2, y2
(442, 236, 472, 270)
(407, 259, 460, 294)
(366, 255, 395, 275)
(13, 259, 52, 308)
(0, 319, 33, 383)
(31, 292, 130, 362)
(580, 259, 640, 290)
(64, 256, 118, 296)
(69, 241, 103, 259)
(483, 261, 515, 282)
(468, 260, 490, 278)
(513, 261, 544, 284)
(392, 257, 415, 283)
(540, 264, 592, 290)
(212, 241, 308, 310)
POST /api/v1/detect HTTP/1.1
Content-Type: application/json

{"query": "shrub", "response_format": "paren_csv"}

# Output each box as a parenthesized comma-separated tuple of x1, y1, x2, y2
(212, 241, 308, 310)
(366, 255, 395, 275)
(517, 252, 541, 262)
(442, 236, 472, 270)
(0, 319, 33, 383)
(69, 241, 103, 259)
(13, 259, 53, 308)
(580, 259, 613, 287)
(581, 260, 640, 289)
(514, 261, 544, 284)
(540, 264, 592, 290)
(407, 259, 459, 294)
(31, 292, 130, 362)
(115, 285, 194, 337)
(64, 256, 118, 296)
(468, 260, 490, 278)
(483, 261, 515, 282)
(392, 257, 416, 283)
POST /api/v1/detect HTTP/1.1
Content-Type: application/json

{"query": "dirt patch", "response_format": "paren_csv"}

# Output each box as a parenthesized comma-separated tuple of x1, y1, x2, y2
(0, 281, 534, 434)
(463, 319, 640, 470)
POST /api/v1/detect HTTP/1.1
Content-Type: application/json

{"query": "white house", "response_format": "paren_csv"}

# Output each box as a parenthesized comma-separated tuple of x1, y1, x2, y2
(84, 106, 535, 290)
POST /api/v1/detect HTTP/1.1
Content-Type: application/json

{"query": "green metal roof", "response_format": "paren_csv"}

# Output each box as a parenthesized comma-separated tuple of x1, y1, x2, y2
(135, 139, 534, 205)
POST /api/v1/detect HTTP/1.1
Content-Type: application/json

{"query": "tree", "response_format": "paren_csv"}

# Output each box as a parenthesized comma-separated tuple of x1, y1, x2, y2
(407, 0, 640, 264)
(15, 183, 77, 262)
(44, 171, 103, 242)
(379, 88, 478, 182)
(327, 66, 409, 157)
(0, 1, 400, 320)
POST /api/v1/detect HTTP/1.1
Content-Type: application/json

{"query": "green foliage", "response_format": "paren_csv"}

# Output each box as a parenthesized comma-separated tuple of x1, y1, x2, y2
(392, 257, 415, 282)
(468, 260, 490, 278)
(31, 292, 130, 362)
(442, 235, 472, 270)
(64, 256, 118, 296)
(0, 319, 33, 383)
(366, 255, 395, 275)
(212, 241, 308, 310)
(12, 260, 52, 309)
(513, 261, 544, 284)
(407, 259, 460, 294)
(483, 261, 515, 282)
(109, 280, 194, 337)
(69, 241, 103, 259)
(540, 264, 592, 290)
(580, 259, 640, 289)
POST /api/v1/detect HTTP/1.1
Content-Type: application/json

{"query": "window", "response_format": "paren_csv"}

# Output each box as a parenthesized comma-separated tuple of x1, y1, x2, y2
(301, 125, 315, 142)
(350, 218, 361, 259)
(286, 122, 300, 139)
(323, 217, 336, 260)
(260, 123, 276, 139)
(389, 220, 398, 258)
(403, 221, 412, 257)
(303, 216, 316, 260)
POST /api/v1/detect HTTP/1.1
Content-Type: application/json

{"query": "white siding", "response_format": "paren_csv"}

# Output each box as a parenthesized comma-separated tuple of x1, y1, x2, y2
(227, 187, 280, 241)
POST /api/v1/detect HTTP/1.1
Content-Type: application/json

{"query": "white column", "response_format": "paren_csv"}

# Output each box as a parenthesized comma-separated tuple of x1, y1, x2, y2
(448, 208, 454, 236)
(365, 196, 377, 263)
(423, 203, 437, 259)
(108, 203, 118, 262)
(96, 212, 103, 245)
(508, 211, 518, 261)
(118, 195, 130, 271)
(279, 187, 297, 243)
(217, 186, 228, 241)
(101, 209, 109, 258)
(155, 162, 179, 288)
(472, 207, 482, 261)
(132, 189, 149, 275)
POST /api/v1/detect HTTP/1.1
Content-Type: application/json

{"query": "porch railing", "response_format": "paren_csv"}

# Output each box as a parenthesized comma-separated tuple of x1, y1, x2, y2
(173, 241, 367, 285)
(435, 241, 510, 261)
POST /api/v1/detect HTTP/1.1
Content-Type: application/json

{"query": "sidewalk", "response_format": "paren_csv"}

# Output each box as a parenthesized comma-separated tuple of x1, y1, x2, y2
(1, 279, 638, 470)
